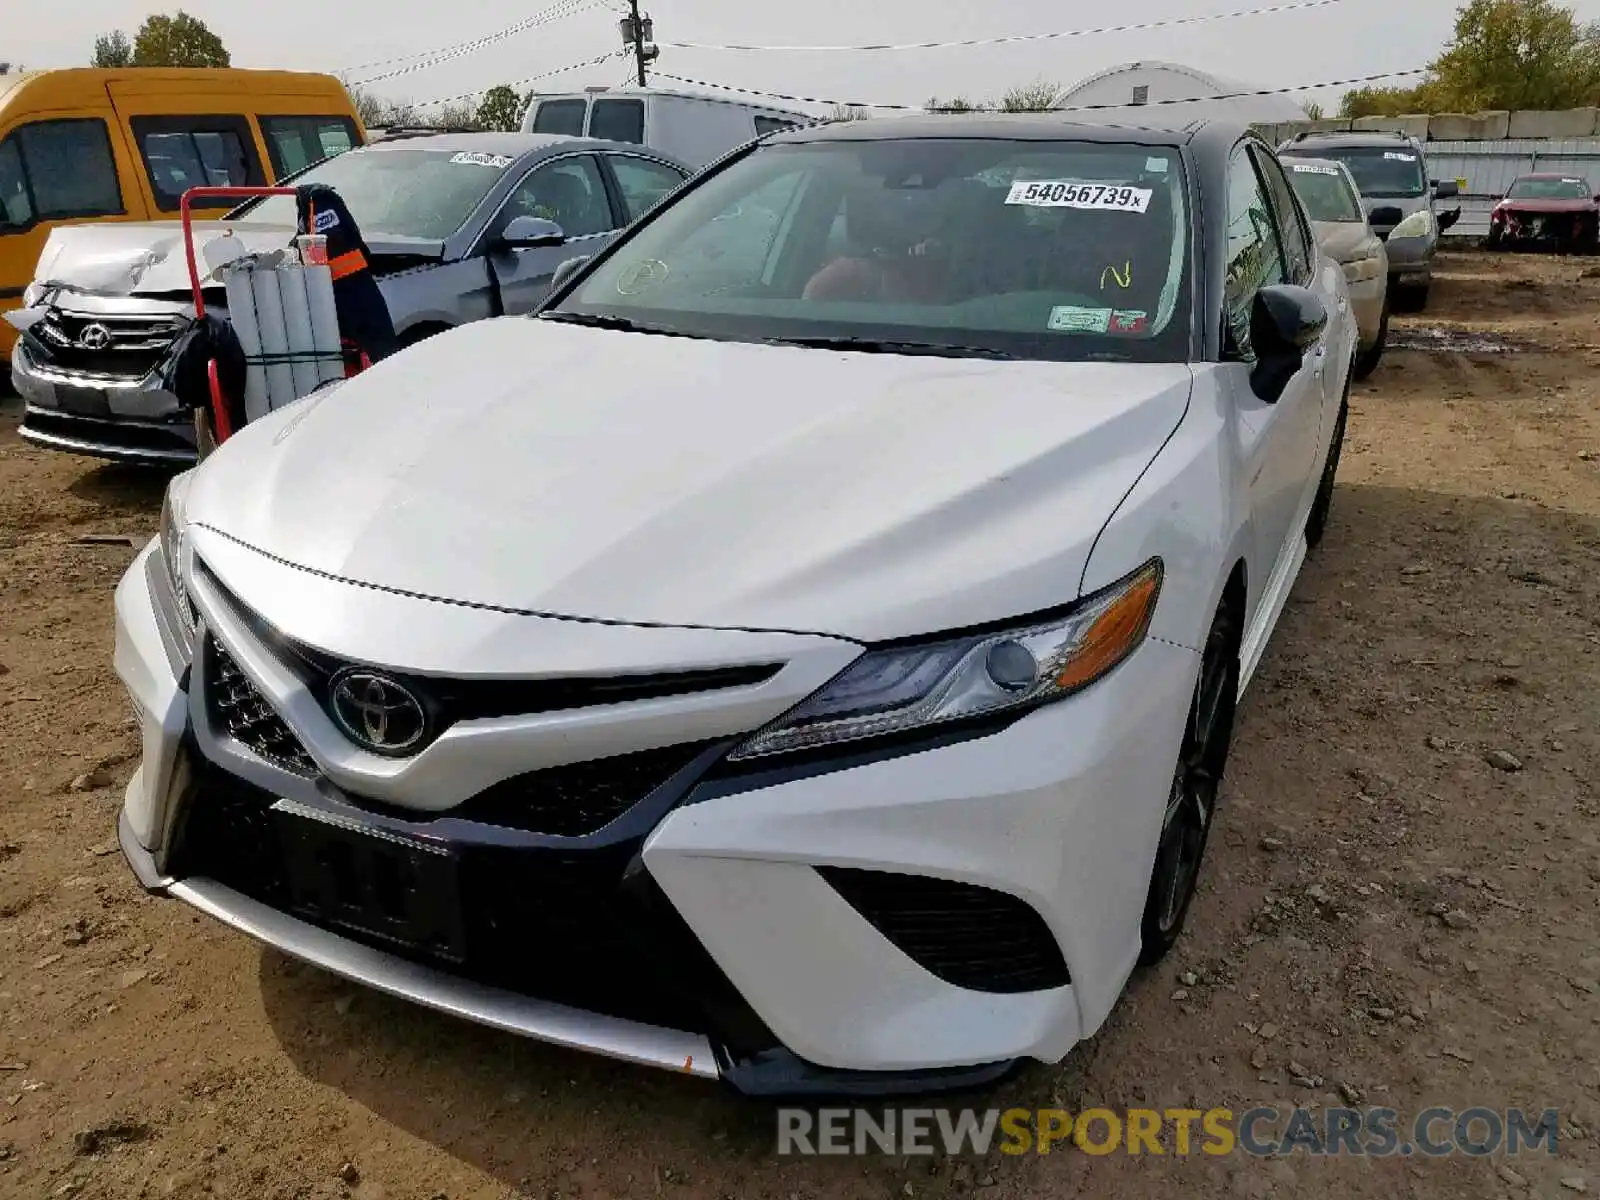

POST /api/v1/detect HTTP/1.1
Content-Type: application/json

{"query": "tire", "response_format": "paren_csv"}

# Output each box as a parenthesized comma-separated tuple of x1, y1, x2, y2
(1392, 282, 1429, 313)
(1137, 599, 1239, 966)
(1485, 226, 1503, 251)
(1304, 386, 1349, 549)
(1351, 303, 1387, 381)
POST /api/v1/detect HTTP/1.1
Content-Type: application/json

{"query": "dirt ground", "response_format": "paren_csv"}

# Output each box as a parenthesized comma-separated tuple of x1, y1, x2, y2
(1, 249, 1598, 1200)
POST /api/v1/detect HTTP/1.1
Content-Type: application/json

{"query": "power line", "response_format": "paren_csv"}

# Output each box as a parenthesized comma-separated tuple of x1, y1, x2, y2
(351, 0, 607, 86)
(659, 0, 1343, 53)
(648, 67, 1432, 113)
(411, 50, 624, 108)
(343, 0, 594, 74)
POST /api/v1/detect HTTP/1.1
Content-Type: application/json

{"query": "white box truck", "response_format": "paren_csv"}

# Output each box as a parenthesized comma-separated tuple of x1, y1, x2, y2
(521, 86, 812, 169)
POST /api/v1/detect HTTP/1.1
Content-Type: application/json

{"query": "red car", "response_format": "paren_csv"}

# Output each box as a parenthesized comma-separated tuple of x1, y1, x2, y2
(1487, 173, 1600, 253)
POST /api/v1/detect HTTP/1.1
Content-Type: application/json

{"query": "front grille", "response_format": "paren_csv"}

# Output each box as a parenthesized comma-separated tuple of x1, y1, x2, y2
(170, 764, 730, 1034)
(20, 410, 197, 456)
(459, 742, 717, 837)
(205, 639, 319, 777)
(817, 867, 1071, 994)
(25, 309, 186, 381)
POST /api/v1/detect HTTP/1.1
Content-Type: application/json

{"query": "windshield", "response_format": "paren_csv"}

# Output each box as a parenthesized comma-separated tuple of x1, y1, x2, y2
(1286, 162, 1363, 222)
(238, 147, 515, 239)
(1507, 175, 1591, 200)
(548, 138, 1191, 363)
(1292, 147, 1426, 198)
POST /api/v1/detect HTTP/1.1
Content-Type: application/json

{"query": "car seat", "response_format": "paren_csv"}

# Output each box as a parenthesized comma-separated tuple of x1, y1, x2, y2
(529, 170, 608, 238)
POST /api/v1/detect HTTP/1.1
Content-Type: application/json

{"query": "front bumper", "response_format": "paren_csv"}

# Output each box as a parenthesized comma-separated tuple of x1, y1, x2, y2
(113, 531, 1199, 1094)
(1346, 272, 1386, 350)
(13, 338, 197, 465)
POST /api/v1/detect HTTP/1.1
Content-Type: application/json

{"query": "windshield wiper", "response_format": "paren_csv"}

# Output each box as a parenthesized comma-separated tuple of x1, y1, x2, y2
(764, 336, 1020, 360)
(536, 311, 699, 338)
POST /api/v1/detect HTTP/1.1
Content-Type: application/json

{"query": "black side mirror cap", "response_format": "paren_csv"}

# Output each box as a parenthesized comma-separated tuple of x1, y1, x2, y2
(1433, 179, 1460, 199)
(1248, 284, 1327, 403)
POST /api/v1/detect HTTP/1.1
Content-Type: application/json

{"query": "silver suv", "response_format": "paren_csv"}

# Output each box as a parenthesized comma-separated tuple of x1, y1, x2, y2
(1278, 130, 1460, 310)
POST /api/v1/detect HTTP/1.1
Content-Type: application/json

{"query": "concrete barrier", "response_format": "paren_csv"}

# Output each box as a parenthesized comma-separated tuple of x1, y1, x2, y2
(1426, 110, 1510, 140)
(1506, 107, 1598, 138)
(1352, 114, 1431, 139)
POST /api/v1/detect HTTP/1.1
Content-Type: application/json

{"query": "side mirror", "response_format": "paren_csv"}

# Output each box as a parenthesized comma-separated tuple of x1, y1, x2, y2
(1438, 207, 1461, 232)
(500, 215, 566, 249)
(549, 255, 591, 294)
(1248, 284, 1327, 404)
(1433, 179, 1459, 199)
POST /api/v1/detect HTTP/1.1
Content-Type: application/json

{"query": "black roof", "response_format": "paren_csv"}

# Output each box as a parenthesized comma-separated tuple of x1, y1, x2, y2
(775, 110, 1254, 155)
(1279, 129, 1421, 152)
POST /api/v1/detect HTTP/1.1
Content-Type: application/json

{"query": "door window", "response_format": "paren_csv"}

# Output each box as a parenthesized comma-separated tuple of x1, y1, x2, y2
(1252, 146, 1314, 284)
(0, 120, 123, 228)
(259, 115, 361, 179)
(1223, 145, 1287, 361)
(130, 115, 265, 211)
(503, 155, 612, 237)
(531, 100, 587, 136)
(589, 99, 645, 145)
(0, 137, 33, 228)
(608, 155, 686, 221)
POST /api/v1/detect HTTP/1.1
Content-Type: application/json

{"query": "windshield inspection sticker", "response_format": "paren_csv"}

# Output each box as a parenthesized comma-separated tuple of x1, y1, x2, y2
(1109, 309, 1148, 334)
(1383, 151, 1418, 162)
(1047, 305, 1112, 333)
(450, 151, 515, 169)
(1292, 163, 1340, 175)
(1145, 156, 1169, 173)
(1006, 180, 1153, 213)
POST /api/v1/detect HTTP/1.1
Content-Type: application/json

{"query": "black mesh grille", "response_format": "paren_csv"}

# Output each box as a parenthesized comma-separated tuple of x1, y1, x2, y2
(205, 640, 319, 778)
(25, 309, 185, 381)
(817, 867, 1070, 994)
(457, 743, 716, 837)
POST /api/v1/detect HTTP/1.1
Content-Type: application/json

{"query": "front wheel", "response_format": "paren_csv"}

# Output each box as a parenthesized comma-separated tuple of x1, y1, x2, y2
(1304, 388, 1349, 549)
(1352, 303, 1388, 381)
(1138, 601, 1239, 965)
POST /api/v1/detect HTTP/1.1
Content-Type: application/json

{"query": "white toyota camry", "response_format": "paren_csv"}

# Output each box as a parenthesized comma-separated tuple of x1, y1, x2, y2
(113, 111, 1355, 1095)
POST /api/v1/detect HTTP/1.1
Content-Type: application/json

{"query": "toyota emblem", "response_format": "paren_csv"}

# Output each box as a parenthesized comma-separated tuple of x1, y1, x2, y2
(77, 323, 112, 351)
(328, 670, 429, 755)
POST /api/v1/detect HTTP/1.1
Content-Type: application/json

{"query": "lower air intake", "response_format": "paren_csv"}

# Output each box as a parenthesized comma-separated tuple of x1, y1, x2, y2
(817, 866, 1070, 994)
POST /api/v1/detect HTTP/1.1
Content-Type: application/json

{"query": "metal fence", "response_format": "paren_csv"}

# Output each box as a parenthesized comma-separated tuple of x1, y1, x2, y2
(1424, 137, 1600, 239)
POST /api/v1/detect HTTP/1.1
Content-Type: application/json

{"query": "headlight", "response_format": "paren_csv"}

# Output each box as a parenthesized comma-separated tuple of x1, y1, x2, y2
(729, 559, 1163, 761)
(159, 472, 198, 636)
(1390, 209, 1433, 239)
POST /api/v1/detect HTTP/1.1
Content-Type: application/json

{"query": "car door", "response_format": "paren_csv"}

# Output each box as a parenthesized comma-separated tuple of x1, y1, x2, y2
(1221, 142, 1327, 590)
(484, 153, 616, 315)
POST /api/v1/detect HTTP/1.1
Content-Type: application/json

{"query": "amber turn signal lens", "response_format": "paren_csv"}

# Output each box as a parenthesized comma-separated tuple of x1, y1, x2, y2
(1054, 560, 1163, 692)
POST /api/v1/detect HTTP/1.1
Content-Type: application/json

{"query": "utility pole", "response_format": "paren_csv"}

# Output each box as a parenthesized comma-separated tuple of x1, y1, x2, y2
(619, 0, 657, 87)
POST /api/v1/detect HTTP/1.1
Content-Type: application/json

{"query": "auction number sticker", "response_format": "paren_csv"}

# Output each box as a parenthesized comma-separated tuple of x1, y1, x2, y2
(1292, 164, 1340, 175)
(450, 151, 515, 169)
(1006, 180, 1152, 213)
(1382, 151, 1418, 162)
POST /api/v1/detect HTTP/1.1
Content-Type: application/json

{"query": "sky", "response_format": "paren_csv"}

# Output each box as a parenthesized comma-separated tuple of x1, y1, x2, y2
(8, 0, 1600, 116)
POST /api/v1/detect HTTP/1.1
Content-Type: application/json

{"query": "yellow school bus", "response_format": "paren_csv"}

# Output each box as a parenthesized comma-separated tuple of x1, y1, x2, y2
(0, 67, 366, 366)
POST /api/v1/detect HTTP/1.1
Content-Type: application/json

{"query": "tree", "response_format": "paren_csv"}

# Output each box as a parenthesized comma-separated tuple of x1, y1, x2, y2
(132, 11, 230, 68)
(1000, 80, 1065, 112)
(1303, 101, 1325, 120)
(344, 82, 388, 129)
(826, 103, 870, 122)
(476, 85, 524, 132)
(1338, 0, 1600, 115)
(425, 100, 479, 131)
(925, 95, 988, 112)
(92, 30, 133, 67)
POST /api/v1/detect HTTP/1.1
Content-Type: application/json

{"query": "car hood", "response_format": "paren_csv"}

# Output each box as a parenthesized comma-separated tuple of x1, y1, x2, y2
(1312, 220, 1381, 262)
(185, 319, 1194, 642)
(32, 220, 443, 297)
(1494, 197, 1597, 213)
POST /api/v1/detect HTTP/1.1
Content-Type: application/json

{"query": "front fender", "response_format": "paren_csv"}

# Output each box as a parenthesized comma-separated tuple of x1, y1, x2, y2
(1078, 371, 1250, 655)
